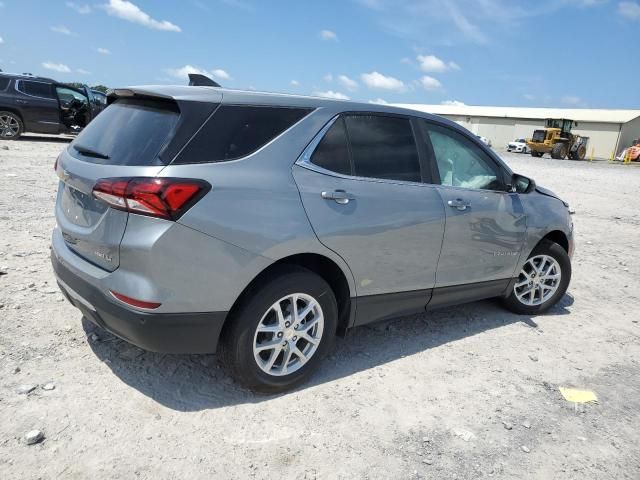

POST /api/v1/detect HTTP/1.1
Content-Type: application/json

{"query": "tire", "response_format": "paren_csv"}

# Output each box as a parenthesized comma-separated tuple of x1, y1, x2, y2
(551, 143, 568, 160)
(530, 150, 543, 158)
(501, 240, 571, 315)
(0, 111, 24, 140)
(218, 265, 338, 393)
(576, 145, 586, 160)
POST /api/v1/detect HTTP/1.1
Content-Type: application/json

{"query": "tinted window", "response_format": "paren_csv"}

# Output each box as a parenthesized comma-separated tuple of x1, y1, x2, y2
(310, 118, 351, 175)
(19, 80, 54, 99)
(175, 105, 312, 164)
(344, 115, 420, 182)
(0, 78, 9, 90)
(420, 122, 503, 191)
(68, 99, 179, 165)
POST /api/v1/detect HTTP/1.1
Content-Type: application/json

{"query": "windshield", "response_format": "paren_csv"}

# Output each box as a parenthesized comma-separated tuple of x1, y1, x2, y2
(68, 99, 179, 165)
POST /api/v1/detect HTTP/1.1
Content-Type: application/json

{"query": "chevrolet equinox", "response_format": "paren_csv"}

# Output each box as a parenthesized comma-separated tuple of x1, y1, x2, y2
(52, 85, 574, 392)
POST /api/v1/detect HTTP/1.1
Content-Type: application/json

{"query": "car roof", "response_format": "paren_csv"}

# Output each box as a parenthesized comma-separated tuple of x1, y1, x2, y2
(116, 84, 445, 121)
(0, 72, 57, 83)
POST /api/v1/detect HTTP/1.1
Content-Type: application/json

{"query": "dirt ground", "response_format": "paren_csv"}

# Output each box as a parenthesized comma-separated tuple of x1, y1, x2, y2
(0, 135, 639, 480)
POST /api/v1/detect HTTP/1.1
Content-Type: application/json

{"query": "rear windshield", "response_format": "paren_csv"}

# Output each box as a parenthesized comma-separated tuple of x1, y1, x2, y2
(68, 99, 179, 165)
(174, 105, 312, 164)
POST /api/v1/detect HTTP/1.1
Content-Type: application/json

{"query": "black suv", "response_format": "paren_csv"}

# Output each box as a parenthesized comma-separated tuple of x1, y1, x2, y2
(0, 72, 105, 140)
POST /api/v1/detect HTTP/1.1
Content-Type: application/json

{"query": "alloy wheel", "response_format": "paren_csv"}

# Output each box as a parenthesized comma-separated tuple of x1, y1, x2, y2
(514, 255, 562, 306)
(0, 115, 20, 138)
(252, 293, 324, 376)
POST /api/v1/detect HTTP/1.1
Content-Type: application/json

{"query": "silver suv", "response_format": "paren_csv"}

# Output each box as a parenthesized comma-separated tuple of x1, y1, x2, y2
(52, 86, 574, 392)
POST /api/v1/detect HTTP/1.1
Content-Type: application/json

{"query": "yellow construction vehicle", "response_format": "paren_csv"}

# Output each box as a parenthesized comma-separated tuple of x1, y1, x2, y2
(527, 118, 588, 160)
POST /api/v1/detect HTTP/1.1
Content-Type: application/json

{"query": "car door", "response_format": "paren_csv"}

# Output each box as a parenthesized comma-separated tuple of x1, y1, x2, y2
(293, 114, 445, 325)
(417, 120, 526, 304)
(14, 79, 61, 134)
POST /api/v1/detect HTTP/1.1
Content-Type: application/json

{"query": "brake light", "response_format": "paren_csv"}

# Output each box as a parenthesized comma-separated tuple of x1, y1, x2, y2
(93, 177, 210, 220)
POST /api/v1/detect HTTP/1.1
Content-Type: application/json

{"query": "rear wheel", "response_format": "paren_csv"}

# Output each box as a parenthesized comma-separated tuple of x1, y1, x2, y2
(0, 111, 23, 140)
(219, 265, 338, 393)
(501, 240, 571, 315)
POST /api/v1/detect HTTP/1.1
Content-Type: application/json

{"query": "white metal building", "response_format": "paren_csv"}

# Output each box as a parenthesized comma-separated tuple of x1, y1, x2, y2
(396, 104, 640, 159)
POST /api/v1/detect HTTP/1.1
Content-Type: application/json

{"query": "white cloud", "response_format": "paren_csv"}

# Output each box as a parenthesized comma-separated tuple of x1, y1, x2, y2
(97, 47, 111, 55)
(323, 73, 333, 82)
(619, 1, 640, 19)
(211, 68, 231, 80)
(103, 0, 181, 32)
(313, 90, 350, 100)
(166, 65, 231, 82)
(361, 71, 405, 91)
(368, 98, 388, 105)
(319, 29, 337, 41)
(420, 75, 442, 90)
(337, 74, 358, 90)
(51, 25, 74, 35)
(417, 54, 457, 73)
(441, 100, 465, 106)
(42, 61, 72, 73)
(66, 2, 91, 14)
(76, 68, 91, 75)
(290, 80, 300, 86)
(0, 36, 3, 44)
(524, 94, 535, 101)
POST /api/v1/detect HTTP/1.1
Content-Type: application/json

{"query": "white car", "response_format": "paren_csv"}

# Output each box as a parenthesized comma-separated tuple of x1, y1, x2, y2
(507, 138, 529, 154)
(476, 135, 492, 147)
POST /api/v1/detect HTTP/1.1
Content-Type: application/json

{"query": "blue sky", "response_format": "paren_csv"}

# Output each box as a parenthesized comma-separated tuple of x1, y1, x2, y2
(1, 0, 639, 108)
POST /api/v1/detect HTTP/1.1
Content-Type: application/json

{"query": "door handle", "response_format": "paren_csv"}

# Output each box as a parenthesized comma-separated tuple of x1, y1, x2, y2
(447, 198, 471, 211)
(16, 99, 28, 104)
(321, 190, 354, 205)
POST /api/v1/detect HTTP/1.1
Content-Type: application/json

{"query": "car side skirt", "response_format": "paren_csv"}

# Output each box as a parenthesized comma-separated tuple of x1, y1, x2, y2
(353, 278, 512, 327)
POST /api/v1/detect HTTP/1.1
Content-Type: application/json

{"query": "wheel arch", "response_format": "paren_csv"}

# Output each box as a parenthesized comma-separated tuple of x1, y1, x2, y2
(223, 253, 355, 341)
(540, 230, 569, 253)
(0, 107, 25, 123)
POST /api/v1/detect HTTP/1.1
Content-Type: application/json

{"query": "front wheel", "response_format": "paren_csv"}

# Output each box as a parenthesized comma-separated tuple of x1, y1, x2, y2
(219, 265, 338, 393)
(501, 240, 571, 315)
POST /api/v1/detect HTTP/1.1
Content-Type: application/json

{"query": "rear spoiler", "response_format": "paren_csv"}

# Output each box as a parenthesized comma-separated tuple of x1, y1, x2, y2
(188, 73, 221, 88)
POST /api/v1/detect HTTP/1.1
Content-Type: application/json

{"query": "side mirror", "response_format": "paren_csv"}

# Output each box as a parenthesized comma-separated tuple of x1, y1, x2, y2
(508, 173, 536, 194)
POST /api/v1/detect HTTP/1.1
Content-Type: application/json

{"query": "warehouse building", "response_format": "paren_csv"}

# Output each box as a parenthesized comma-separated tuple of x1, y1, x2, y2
(396, 104, 640, 159)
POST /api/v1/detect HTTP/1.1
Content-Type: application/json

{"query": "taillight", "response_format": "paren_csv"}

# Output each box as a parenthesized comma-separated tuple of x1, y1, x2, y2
(93, 177, 210, 220)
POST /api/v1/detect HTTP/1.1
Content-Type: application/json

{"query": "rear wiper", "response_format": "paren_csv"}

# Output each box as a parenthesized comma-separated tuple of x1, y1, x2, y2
(73, 144, 110, 160)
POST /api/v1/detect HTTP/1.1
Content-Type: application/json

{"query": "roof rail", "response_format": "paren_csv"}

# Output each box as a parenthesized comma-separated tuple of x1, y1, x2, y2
(188, 73, 221, 88)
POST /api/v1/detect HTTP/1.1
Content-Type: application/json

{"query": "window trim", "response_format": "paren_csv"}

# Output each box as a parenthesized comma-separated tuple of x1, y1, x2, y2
(15, 79, 57, 101)
(298, 111, 433, 186)
(418, 118, 511, 193)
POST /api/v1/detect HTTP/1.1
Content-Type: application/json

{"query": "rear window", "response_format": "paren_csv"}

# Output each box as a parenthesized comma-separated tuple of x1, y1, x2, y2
(174, 105, 312, 164)
(68, 99, 179, 165)
(0, 78, 10, 90)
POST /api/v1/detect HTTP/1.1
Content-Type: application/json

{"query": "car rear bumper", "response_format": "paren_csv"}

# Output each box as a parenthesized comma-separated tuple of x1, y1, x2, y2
(51, 248, 227, 354)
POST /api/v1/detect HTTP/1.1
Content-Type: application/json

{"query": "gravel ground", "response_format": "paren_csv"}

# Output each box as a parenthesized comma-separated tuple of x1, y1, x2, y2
(1, 136, 639, 479)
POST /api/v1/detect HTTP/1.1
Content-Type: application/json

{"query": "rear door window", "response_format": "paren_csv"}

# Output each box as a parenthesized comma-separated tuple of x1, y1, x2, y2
(18, 80, 54, 99)
(310, 118, 352, 176)
(68, 99, 179, 165)
(344, 114, 421, 182)
(174, 105, 312, 164)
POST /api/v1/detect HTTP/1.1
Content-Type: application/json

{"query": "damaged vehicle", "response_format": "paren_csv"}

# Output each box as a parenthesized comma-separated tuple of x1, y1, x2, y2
(0, 72, 105, 139)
